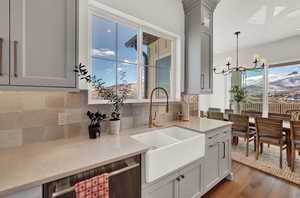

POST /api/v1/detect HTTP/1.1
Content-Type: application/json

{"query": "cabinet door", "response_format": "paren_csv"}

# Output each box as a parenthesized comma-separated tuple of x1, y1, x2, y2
(219, 135, 231, 178)
(143, 177, 179, 198)
(179, 160, 203, 198)
(3, 186, 42, 198)
(184, 4, 202, 94)
(0, 0, 9, 85)
(10, 0, 77, 88)
(200, 31, 213, 93)
(204, 141, 220, 191)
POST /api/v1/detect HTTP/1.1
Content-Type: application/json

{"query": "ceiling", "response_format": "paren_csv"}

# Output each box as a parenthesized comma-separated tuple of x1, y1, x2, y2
(214, 0, 300, 54)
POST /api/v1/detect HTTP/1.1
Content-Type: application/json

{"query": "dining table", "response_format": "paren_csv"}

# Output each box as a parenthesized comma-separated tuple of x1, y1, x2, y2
(224, 114, 292, 167)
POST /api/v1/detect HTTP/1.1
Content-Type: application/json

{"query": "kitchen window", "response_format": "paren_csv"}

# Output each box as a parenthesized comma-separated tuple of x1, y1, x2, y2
(88, 10, 180, 104)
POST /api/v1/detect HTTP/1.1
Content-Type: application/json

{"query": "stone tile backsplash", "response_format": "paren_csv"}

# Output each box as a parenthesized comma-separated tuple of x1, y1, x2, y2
(0, 91, 197, 148)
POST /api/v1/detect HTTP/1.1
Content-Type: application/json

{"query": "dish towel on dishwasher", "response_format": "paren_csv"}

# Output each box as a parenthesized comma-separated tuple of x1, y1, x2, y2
(74, 173, 109, 198)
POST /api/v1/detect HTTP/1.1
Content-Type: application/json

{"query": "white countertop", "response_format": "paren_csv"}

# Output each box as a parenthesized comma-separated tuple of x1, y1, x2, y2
(0, 117, 231, 197)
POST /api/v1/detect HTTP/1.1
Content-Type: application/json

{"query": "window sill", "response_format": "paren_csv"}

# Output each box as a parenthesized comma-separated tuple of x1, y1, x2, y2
(88, 98, 181, 105)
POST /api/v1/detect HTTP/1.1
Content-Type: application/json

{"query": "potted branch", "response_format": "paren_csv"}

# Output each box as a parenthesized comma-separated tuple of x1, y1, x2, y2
(86, 111, 106, 139)
(75, 63, 129, 135)
(103, 88, 129, 135)
(230, 85, 247, 114)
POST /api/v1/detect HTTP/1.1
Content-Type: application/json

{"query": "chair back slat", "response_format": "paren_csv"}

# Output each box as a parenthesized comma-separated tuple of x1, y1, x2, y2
(255, 117, 283, 138)
(207, 112, 224, 121)
(208, 107, 221, 112)
(229, 114, 249, 132)
(225, 109, 234, 114)
(290, 111, 300, 121)
(291, 121, 300, 141)
(242, 110, 262, 118)
(268, 113, 290, 121)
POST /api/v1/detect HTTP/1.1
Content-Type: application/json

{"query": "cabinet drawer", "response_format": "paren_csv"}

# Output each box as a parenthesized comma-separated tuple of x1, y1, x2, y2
(206, 127, 231, 144)
(206, 130, 221, 144)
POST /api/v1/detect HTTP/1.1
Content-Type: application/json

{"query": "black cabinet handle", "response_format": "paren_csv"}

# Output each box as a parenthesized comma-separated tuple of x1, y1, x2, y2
(176, 177, 181, 182)
(223, 142, 226, 159)
(180, 175, 185, 179)
(0, 38, 3, 76)
(201, 73, 204, 89)
(13, 40, 18, 77)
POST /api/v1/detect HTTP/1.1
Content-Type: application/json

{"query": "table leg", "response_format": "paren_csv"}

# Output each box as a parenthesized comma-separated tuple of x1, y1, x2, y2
(286, 131, 292, 167)
(256, 135, 259, 160)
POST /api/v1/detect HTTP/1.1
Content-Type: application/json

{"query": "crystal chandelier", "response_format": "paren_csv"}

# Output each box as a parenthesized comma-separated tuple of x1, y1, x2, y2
(213, 31, 266, 75)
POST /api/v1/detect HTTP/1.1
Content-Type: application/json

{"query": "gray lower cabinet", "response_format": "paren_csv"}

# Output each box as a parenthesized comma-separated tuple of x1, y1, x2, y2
(204, 127, 232, 193)
(178, 160, 203, 198)
(0, 0, 77, 89)
(143, 171, 179, 198)
(143, 159, 203, 198)
(3, 186, 42, 198)
(204, 140, 220, 190)
(219, 135, 231, 178)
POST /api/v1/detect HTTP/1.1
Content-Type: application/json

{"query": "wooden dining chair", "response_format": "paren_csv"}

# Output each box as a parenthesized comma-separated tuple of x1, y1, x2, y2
(229, 114, 256, 157)
(207, 111, 224, 121)
(255, 117, 287, 168)
(290, 121, 300, 172)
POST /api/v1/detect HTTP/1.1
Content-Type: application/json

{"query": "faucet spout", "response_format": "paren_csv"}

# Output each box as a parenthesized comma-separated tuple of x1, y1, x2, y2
(148, 87, 169, 128)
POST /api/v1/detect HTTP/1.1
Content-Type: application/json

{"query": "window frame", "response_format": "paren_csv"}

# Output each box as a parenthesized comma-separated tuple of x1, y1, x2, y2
(240, 60, 300, 116)
(87, 3, 181, 104)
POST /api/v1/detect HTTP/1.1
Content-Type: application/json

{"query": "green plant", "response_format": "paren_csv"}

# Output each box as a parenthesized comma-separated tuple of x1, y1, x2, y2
(230, 85, 246, 104)
(75, 63, 129, 121)
(86, 111, 106, 127)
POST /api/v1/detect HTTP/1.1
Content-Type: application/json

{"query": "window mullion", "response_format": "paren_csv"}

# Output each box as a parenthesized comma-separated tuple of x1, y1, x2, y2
(137, 26, 143, 100)
(115, 23, 119, 94)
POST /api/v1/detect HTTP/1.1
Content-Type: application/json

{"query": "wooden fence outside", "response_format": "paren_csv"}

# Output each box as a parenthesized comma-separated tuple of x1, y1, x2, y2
(241, 103, 300, 114)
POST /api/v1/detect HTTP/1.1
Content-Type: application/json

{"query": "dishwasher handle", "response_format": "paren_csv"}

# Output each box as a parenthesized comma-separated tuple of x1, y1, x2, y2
(52, 162, 140, 198)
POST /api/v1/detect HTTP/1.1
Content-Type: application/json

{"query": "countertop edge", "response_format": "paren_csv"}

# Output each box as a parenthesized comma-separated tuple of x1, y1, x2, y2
(173, 123, 232, 134)
(0, 117, 232, 197)
(0, 148, 148, 197)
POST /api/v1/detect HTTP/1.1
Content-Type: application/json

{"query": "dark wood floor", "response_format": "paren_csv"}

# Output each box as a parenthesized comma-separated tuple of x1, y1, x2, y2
(203, 161, 300, 198)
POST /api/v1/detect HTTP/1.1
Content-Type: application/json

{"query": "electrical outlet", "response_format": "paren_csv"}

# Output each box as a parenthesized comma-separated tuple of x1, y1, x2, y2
(58, 112, 68, 125)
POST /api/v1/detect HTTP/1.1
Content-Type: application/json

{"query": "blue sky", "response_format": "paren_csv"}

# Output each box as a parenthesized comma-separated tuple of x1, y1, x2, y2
(245, 64, 300, 86)
(92, 15, 138, 87)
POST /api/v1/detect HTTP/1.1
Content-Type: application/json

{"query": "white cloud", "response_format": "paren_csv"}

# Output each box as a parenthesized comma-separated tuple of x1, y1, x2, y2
(92, 48, 115, 57)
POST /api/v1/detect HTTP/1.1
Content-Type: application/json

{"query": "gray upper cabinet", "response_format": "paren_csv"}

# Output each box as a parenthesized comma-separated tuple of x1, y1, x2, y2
(0, 0, 77, 89)
(183, 0, 214, 94)
(200, 31, 213, 93)
(0, 0, 10, 85)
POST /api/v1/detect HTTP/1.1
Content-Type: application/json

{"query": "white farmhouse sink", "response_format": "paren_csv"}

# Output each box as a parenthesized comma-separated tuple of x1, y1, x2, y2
(131, 126, 205, 183)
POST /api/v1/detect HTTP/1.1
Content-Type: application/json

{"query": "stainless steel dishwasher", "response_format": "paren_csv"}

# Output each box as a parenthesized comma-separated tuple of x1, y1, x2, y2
(43, 155, 141, 198)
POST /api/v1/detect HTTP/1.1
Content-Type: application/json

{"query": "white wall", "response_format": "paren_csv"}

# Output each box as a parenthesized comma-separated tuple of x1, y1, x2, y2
(78, 0, 185, 90)
(200, 35, 300, 112)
